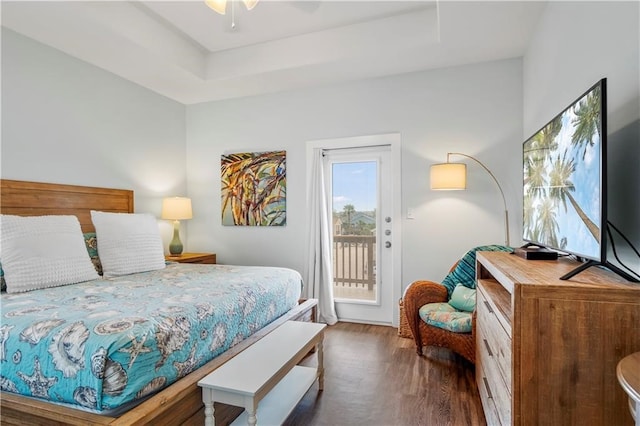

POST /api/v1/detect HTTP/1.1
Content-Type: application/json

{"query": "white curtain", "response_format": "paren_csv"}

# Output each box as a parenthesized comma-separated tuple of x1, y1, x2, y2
(304, 148, 338, 325)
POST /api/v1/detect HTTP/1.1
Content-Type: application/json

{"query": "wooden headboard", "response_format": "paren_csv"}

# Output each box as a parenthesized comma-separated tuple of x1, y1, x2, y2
(0, 179, 134, 232)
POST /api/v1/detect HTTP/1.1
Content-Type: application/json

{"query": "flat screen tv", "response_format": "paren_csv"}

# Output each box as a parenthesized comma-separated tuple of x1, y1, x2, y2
(522, 78, 634, 281)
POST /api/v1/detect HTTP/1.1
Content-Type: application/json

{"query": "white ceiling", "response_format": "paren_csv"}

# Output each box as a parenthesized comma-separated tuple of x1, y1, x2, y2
(1, 1, 547, 105)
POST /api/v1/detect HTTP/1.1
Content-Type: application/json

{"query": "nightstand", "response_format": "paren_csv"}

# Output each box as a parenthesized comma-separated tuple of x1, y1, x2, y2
(165, 252, 217, 264)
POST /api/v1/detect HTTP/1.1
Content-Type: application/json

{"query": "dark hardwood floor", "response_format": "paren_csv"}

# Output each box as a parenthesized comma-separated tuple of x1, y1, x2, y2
(283, 322, 486, 426)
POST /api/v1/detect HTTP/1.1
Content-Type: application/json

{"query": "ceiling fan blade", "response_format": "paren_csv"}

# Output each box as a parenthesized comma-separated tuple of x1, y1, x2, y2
(205, 0, 227, 15)
(243, 0, 259, 11)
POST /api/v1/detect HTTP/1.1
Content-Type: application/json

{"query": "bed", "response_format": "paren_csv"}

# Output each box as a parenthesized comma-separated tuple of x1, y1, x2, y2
(0, 179, 317, 425)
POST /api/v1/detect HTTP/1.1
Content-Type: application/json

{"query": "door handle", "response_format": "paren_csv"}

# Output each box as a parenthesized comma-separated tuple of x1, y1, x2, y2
(385, 241, 391, 248)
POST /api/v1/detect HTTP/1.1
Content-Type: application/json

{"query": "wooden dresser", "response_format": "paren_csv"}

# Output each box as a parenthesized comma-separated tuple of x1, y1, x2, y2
(475, 251, 640, 426)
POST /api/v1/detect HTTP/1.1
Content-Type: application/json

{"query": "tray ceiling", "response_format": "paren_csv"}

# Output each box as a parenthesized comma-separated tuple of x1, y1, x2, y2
(1, 1, 546, 104)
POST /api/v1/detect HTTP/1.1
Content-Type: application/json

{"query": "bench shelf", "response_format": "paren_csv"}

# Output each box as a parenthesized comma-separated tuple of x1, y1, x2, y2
(198, 320, 326, 426)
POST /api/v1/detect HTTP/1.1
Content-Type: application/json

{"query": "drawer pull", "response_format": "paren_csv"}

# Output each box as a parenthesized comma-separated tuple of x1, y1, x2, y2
(483, 377, 493, 399)
(483, 300, 494, 313)
(483, 338, 493, 357)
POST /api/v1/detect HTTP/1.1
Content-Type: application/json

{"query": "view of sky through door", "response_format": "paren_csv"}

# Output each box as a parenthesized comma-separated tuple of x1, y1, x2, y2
(331, 161, 377, 302)
(332, 162, 377, 212)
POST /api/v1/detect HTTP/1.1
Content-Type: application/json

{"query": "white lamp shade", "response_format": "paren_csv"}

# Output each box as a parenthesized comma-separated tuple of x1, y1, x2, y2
(161, 197, 193, 220)
(430, 163, 467, 190)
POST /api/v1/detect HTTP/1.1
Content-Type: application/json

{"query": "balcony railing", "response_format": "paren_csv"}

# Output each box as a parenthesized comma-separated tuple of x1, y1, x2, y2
(332, 235, 376, 291)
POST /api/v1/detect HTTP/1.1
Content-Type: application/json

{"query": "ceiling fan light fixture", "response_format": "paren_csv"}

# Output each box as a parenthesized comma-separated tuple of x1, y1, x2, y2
(205, 0, 227, 15)
(243, 0, 259, 11)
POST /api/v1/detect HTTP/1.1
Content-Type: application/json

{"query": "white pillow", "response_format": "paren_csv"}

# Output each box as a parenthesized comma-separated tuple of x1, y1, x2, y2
(91, 211, 165, 277)
(0, 215, 100, 293)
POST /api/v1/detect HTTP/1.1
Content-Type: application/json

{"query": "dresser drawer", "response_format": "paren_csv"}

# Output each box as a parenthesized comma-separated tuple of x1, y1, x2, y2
(476, 360, 503, 426)
(477, 322, 512, 426)
(478, 282, 512, 390)
(477, 280, 512, 426)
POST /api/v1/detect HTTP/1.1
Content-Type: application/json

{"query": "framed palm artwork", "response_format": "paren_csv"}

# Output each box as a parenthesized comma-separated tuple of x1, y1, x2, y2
(221, 150, 286, 226)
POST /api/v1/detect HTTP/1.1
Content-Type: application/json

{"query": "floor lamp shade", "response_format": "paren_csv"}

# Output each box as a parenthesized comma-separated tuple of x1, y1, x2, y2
(161, 197, 193, 255)
(430, 163, 467, 190)
(430, 153, 510, 246)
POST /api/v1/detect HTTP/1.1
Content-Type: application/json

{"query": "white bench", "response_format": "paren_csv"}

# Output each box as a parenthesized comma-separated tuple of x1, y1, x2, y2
(198, 320, 326, 426)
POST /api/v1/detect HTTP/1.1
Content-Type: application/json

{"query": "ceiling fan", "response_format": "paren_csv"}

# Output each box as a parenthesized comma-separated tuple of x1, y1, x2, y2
(205, 0, 321, 16)
(204, 0, 321, 30)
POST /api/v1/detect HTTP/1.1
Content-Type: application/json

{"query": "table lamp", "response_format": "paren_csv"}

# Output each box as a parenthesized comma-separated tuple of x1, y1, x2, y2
(161, 197, 193, 256)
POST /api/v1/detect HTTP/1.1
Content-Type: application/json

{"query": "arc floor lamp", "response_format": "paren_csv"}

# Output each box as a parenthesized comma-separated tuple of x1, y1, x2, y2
(430, 152, 510, 246)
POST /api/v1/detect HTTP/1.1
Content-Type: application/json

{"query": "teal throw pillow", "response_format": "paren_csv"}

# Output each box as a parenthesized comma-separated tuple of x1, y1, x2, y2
(0, 260, 5, 292)
(84, 232, 103, 275)
(448, 283, 476, 312)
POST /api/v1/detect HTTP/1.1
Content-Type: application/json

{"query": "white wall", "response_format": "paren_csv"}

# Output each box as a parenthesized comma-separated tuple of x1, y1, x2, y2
(1, 29, 188, 248)
(186, 58, 523, 288)
(523, 1, 640, 273)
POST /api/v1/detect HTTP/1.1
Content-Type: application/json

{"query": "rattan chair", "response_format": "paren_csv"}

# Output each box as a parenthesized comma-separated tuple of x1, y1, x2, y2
(403, 245, 512, 364)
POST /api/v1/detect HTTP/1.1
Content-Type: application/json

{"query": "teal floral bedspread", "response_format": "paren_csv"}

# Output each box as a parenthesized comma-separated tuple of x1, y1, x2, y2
(0, 263, 302, 411)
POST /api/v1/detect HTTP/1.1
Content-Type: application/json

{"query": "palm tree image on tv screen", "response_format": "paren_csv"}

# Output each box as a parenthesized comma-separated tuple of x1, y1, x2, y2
(523, 82, 603, 260)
